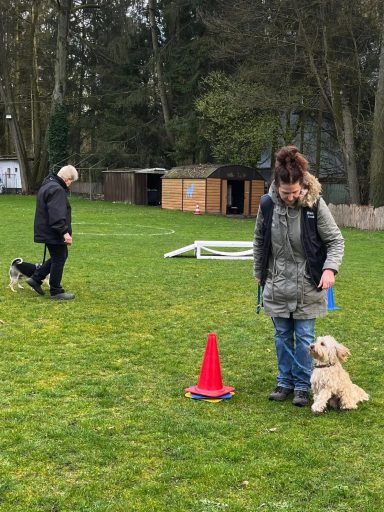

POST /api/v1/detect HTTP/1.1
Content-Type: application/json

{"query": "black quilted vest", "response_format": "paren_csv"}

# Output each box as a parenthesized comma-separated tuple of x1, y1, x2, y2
(259, 194, 326, 290)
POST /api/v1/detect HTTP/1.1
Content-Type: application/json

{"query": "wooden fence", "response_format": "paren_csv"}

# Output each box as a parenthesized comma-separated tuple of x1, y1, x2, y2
(328, 204, 384, 231)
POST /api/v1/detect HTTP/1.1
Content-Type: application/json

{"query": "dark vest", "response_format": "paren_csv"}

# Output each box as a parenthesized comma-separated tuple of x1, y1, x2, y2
(259, 194, 326, 289)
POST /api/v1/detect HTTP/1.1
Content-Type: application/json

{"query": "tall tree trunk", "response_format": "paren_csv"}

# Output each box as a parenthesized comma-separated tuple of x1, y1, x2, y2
(0, 83, 31, 192)
(36, 0, 72, 184)
(71, 6, 87, 159)
(148, 0, 174, 144)
(297, 4, 361, 203)
(14, 3, 22, 125)
(315, 95, 323, 178)
(0, 18, 32, 192)
(30, 0, 43, 186)
(299, 109, 307, 153)
(340, 97, 360, 204)
(369, 14, 384, 207)
(52, 0, 71, 106)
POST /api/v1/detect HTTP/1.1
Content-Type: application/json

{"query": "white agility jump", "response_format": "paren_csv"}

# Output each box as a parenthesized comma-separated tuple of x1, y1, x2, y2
(164, 241, 253, 260)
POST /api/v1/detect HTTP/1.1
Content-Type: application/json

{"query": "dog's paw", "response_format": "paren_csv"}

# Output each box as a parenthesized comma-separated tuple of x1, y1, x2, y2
(340, 404, 358, 411)
(311, 404, 326, 415)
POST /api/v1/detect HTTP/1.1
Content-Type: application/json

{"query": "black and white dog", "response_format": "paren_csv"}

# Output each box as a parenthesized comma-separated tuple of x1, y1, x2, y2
(8, 258, 50, 292)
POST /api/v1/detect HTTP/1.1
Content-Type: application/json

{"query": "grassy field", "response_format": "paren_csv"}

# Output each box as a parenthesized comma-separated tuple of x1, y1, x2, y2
(0, 195, 383, 512)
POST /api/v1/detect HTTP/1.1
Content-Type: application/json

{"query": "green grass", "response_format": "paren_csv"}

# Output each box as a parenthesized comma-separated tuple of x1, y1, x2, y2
(0, 195, 383, 512)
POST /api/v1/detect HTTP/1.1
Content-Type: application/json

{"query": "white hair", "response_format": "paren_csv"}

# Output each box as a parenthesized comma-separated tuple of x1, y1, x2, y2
(57, 165, 78, 181)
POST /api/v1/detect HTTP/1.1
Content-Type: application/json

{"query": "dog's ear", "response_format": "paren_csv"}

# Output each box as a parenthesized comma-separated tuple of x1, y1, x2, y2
(336, 343, 350, 362)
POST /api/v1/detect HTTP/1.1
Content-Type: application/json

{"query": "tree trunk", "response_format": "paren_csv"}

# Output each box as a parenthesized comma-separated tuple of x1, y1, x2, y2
(297, 4, 361, 204)
(0, 83, 32, 192)
(369, 15, 384, 207)
(30, 0, 43, 187)
(36, 0, 72, 184)
(340, 97, 360, 204)
(321, 6, 361, 204)
(0, 15, 32, 192)
(327, 85, 361, 204)
(148, 0, 174, 144)
(314, 95, 323, 178)
(52, 0, 71, 106)
(71, 7, 87, 159)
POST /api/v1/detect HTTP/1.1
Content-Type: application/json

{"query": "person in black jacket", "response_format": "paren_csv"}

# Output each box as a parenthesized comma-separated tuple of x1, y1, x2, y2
(27, 165, 78, 300)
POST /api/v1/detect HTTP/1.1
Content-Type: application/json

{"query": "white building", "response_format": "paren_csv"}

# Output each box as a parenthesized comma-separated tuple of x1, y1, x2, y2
(0, 157, 22, 191)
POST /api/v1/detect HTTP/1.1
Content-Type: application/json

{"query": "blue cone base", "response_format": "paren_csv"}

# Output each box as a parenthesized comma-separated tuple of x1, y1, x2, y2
(327, 288, 341, 311)
(184, 391, 234, 402)
(190, 392, 233, 400)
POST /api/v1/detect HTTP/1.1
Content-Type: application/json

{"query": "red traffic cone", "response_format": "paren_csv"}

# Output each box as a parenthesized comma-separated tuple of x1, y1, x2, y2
(194, 204, 201, 215)
(185, 333, 234, 397)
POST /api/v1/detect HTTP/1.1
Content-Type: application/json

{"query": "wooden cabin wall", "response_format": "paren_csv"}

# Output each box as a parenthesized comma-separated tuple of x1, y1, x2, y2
(182, 179, 206, 211)
(206, 178, 221, 213)
(243, 180, 251, 217)
(161, 176, 265, 216)
(162, 180, 183, 210)
(250, 180, 265, 215)
(220, 180, 227, 214)
(104, 172, 135, 202)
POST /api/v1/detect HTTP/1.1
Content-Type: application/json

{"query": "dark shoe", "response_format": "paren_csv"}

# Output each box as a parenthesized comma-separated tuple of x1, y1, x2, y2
(269, 386, 294, 401)
(292, 390, 309, 407)
(50, 292, 75, 301)
(26, 277, 45, 296)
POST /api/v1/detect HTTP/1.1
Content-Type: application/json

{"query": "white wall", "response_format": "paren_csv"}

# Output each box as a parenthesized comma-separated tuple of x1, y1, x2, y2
(0, 159, 22, 189)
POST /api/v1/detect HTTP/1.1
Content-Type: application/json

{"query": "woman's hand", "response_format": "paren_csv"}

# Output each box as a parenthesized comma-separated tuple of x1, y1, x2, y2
(318, 269, 335, 289)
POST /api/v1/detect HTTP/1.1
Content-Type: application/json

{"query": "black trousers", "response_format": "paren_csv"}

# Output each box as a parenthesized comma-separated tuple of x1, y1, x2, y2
(33, 244, 68, 296)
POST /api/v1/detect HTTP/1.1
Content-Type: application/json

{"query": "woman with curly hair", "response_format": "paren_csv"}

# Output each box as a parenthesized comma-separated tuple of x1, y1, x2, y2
(253, 145, 344, 406)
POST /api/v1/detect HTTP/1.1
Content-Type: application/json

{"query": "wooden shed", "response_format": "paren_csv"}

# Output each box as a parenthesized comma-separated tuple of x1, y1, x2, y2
(162, 164, 266, 216)
(103, 168, 166, 205)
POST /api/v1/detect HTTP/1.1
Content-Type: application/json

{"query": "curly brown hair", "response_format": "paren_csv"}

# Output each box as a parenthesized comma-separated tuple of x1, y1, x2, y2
(273, 145, 309, 186)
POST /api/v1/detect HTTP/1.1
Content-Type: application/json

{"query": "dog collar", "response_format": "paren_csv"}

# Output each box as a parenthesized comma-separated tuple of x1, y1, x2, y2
(314, 363, 335, 368)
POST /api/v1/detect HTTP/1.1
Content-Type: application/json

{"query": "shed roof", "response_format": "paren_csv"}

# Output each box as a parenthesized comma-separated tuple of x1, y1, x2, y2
(164, 164, 265, 180)
(165, 164, 219, 178)
(0, 157, 17, 161)
(103, 167, 166, 174)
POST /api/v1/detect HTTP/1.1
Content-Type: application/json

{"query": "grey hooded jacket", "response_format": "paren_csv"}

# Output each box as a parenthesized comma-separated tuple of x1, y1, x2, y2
(253, 174, 344, 319)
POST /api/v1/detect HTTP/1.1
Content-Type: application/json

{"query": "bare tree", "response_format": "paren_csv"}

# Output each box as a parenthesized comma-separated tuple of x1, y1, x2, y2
(148, 0, 174, 144)
(34, 0, 73, 185)
(369, 13, 384, 207)
(0, 15, 32, 192)
(296, 0, 361, 204)
(30, 0, 44, 187)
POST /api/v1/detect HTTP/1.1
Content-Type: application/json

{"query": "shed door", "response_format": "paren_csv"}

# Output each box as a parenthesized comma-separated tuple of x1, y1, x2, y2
(227, 180, 244, 214)
(147, 173, 162, 205)
(135, 173, 147, 205)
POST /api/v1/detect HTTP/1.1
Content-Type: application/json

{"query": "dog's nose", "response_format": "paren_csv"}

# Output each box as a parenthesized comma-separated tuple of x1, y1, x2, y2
(309, 344, 314, 349)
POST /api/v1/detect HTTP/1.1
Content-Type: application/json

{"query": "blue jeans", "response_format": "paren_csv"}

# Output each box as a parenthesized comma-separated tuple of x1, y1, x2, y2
(272, 317, 315, 392)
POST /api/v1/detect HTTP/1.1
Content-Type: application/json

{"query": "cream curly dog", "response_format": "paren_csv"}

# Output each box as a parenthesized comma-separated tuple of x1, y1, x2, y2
(310, 335, 369, 414)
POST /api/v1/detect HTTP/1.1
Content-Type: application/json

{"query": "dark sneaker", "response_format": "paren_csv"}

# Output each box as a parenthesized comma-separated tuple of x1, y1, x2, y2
(269, 386, 294, 401)
(26, 277, 45, 296)
(50, 292, 75, 301)
(292, 390, 309, 407)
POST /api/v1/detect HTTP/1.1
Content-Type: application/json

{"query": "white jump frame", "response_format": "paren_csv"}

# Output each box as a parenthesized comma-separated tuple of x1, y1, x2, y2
(164, 240, 253, 260)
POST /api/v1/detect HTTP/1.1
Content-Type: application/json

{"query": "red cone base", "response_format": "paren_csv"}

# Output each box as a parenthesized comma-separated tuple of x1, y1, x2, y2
(185, 333, 234, 398)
